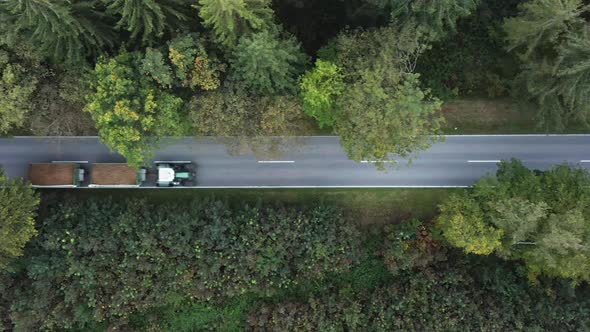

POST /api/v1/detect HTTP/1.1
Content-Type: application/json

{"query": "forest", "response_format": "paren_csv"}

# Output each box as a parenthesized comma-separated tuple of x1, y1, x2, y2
(2, 0, 590, 330)
(1, 0, 589, 164)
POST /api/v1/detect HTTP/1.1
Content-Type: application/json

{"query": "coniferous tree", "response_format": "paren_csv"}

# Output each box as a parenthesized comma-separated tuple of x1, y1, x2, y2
(503, 0, 588, 61)
(367, 0, 480, 38)
(198, 0, 274, 48)
(103, 0, 189, 45)
(0, 0, 114, 65)
(504, 0, 590, 129)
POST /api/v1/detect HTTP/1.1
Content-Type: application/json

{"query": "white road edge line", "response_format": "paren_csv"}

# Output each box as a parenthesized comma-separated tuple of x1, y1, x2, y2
(360, 160, 396, 163)
(69, 185, 471, 189)
(581, 160, 590, 163)
(467, 160, 501, 163)
(10, 134, 590, 139)
(257, 160, 295, 164)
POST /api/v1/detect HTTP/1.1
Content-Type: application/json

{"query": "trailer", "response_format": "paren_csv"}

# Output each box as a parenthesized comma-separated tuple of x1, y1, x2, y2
(29, 162, 86, 188)
(89, 163, 146, 188)
(28, 161, 195, 188)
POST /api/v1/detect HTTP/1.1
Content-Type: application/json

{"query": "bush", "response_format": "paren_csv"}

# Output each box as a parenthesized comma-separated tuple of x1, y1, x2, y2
(6, 197, 360, 330)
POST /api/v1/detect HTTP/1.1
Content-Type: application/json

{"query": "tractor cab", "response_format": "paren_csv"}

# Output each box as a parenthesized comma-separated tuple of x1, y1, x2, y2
(155, 161, 196, 186)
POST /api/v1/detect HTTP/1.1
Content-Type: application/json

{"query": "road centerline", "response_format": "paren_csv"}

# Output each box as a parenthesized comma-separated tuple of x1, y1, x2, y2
(257, 160, 295, 164)
(467, 160, 501, 163)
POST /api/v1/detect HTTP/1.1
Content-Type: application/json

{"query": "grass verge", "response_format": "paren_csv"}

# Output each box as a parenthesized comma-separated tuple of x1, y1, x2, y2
(441, 97, 589, 134)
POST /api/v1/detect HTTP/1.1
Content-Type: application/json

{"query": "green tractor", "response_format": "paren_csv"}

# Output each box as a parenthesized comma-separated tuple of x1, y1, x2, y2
(155, 161, 196, 187)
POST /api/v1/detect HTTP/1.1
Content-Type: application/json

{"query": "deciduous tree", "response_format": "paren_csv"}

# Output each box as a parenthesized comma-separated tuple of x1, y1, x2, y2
(325, 26, 443, 166)
(299, 59, 344, 128)
(0, 169, 39, 271)
(85, 52, 183, 167)
(0, 49, 40, 134)
(437, 159, 590, 283)
(436, 195, 503, 255)
(229, 30, 307, 95)
(190, 85, 312, 156)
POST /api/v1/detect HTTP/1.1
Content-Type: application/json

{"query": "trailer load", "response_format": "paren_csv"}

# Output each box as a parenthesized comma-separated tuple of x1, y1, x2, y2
(29, 163, 86, 188)
(89, 164, 146, 188)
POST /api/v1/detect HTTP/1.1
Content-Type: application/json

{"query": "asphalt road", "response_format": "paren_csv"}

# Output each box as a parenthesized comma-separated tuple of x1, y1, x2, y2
(0, 135, 589, 187)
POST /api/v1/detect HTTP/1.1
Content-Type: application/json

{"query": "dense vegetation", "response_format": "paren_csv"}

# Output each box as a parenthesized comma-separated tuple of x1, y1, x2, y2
(437, 159, 590, 283)
(0, 169, 38, 272)
(1, 197, 360, 330)
(2, 161, 590, 330)
(1, 0, 588, 164)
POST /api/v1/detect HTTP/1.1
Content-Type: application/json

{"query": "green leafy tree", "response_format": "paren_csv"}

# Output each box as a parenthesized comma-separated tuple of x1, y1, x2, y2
(0, 0, 114, 65)
(436, 194, 503, 255)
(229, 30, 307, 95)
(325, 26, 443, 166)
(383, 219, 447, 275)
(0, 169, 39, 271)
(489, 198, 549, 256)
(437, 159, 590, 284)
(198, 0, 273, 48)
(168, 34, 226, 90)
(299, 59, 344, 128)
(141, 47, 174, 88)
(0, 49, 40, 134)
(103, 0, 189, 44)
(335, 74, 442, 166)
(141, 34, 225, 91)
(85, 52, 183, 167)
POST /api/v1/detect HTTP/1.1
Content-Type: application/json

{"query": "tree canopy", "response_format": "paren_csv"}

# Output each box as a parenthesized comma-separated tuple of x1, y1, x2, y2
(0, 48, 41, 134)
(103, 0, 189, 45)
(85, 52, 184, 167)
(504, 0, 590, 130)
(198, 0, 274, 48)
(321, 25, 443, 165)
(436, 159, 590, 284)
(5, 197, 360, 329)
(368, 0, 481, 38)
(0, 0, 114, 65)
(299, 59, 345, 128)
(0, 169, 39, 272)
(229, 30, 307, 95)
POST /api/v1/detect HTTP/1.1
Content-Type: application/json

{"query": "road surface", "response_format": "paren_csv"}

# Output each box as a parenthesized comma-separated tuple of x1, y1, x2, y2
(0, 135, 589, 188)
